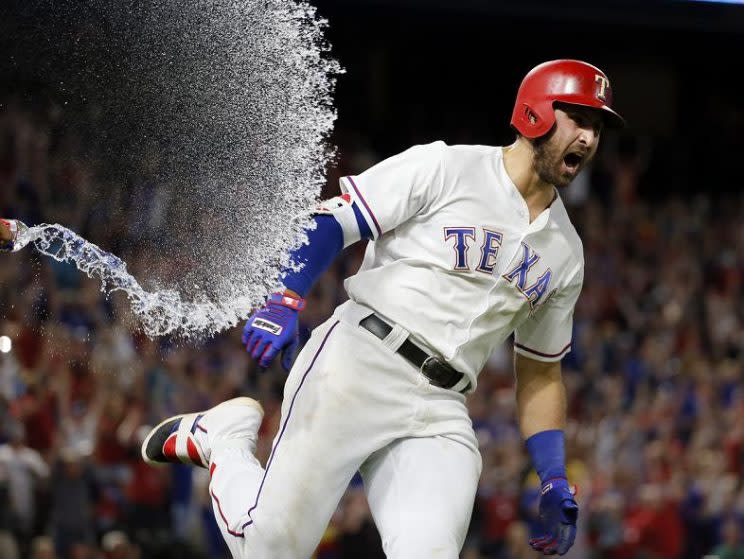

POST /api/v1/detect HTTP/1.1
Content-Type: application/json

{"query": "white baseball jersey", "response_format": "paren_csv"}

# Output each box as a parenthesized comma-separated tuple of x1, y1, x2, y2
(340, 141, 584, 390)
(203, 141, 585, 559)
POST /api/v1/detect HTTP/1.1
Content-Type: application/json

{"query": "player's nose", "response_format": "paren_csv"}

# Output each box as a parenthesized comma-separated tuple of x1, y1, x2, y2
(577, 126, 598, 147)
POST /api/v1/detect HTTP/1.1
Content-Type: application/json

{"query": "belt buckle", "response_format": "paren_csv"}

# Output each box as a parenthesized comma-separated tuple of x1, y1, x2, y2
(420, 355, 448, 388)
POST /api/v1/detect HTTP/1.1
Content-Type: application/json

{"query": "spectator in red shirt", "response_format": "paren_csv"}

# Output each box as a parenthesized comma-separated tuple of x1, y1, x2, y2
(624, 483, 684, 559)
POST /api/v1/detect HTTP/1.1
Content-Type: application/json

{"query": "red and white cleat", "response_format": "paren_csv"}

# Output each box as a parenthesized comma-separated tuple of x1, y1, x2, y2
(141, 397, 264, 468)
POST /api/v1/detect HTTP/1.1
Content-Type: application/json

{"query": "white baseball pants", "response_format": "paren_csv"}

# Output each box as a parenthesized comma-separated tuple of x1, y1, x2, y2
(208, 300, 482, 558)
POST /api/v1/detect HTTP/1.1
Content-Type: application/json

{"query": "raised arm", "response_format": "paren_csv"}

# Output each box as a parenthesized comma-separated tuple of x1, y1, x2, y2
(242, 194, 372, 370)
(242, 142, 446, 371)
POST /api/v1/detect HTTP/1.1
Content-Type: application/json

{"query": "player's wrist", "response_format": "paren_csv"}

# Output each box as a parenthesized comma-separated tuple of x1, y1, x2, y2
(269, 292, 306, 311)
(525, 429, 567, 484)
(541, 476, 570, 493)
(282, 288, 303, 300)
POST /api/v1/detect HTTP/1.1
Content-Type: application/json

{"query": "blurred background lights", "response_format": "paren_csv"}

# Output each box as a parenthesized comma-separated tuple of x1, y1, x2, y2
(0, 335, 11, 353)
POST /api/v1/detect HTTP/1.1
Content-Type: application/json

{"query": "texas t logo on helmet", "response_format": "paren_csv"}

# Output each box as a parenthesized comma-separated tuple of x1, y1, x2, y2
(594, 74, 609, 101)
(511, 59, 625, 139)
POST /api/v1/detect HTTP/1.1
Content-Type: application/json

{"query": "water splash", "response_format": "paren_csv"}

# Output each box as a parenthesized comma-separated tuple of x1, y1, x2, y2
(17, 223, 260, 337)
(2, 0, 341, 338)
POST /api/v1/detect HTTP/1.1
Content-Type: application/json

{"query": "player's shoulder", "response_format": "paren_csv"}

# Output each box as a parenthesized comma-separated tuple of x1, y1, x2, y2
(439, 142, 501, 160)
(404, 140, 448, 153)
(418, 142, 501, 173)
(406, 141, 499, 158)
(392, 140, 449, 165)
(394, 141, 499, 177)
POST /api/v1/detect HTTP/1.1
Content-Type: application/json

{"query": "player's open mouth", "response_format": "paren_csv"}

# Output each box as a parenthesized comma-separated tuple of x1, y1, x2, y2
(563, 153, 583, 173)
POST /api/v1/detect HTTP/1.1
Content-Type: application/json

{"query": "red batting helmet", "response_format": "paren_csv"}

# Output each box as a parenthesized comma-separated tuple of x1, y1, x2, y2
(511, 59, 625, 139)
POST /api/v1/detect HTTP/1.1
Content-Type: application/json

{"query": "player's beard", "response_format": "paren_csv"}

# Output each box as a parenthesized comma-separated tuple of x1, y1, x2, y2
(533, 133, 575, 189)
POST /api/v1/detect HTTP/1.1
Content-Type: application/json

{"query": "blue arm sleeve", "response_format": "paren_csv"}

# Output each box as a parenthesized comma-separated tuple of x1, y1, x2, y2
(526, 429, 567, 483)
(281, 215, 345, 297)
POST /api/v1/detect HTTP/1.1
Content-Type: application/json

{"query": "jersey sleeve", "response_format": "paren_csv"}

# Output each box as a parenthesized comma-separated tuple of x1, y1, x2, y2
(513, 264, 584, 362)
(339, 141, 445, 239)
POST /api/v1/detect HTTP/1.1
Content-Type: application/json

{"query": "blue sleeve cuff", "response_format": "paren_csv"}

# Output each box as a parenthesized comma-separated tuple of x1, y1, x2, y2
(525, 429, 567, 484)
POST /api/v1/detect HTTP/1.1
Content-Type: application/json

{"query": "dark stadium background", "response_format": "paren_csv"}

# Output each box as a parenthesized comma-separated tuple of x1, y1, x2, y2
(2, 1, 744, 558)
(318, 0, 744, 197)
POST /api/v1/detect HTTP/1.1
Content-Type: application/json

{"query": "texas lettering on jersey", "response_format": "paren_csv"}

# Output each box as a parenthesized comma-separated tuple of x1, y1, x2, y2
(443, 227, 553, 309)
(342, 143, 583, 374)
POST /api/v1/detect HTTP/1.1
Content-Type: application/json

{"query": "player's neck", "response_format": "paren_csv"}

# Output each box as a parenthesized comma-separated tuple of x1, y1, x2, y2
(502, 140, 556, 221)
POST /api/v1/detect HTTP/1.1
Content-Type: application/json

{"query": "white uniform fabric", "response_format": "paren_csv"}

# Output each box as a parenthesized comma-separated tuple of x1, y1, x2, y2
(208, 142, 584, 559)
(208, 307, 481, 559)
(311, 194, 362, 248)
(340, 142, 584, 390)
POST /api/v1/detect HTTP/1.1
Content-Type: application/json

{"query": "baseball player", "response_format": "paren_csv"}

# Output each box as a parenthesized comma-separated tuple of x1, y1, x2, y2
(3, 60, 624, 558)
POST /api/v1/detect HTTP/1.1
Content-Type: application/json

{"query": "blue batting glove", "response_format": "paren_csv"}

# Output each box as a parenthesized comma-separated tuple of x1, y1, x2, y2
(529, 478, 578, 556)
(242, 293, 305, 371)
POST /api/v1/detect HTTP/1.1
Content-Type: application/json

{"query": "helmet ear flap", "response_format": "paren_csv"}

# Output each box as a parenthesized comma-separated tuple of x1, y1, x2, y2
(516, 103, 552, 139)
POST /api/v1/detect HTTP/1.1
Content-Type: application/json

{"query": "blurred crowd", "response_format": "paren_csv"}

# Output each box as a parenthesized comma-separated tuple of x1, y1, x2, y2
(3, 94, 744, 559)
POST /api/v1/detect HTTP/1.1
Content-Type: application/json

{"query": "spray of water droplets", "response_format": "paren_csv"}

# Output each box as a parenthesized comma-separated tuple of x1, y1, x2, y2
(16, 223, 257, 337)
(3, 0, 342, 338)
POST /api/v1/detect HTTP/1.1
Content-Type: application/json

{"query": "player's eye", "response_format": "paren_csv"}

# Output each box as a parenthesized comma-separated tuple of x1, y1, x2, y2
(571, 112, 601, 134)
(571, 113, 588, 127)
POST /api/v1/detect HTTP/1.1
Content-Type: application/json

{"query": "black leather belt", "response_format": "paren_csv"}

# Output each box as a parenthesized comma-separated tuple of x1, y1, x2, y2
(359, 314, 471, 394)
